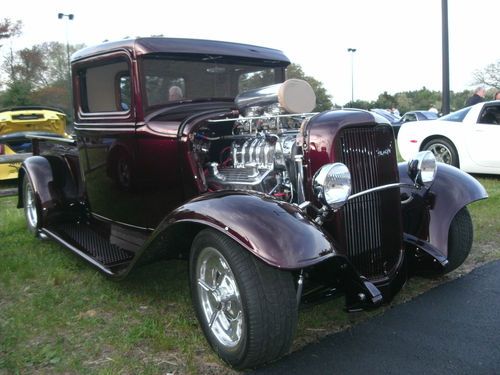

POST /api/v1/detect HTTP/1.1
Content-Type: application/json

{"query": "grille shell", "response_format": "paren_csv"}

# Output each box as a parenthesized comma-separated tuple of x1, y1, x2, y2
(337, 126, 402, 279)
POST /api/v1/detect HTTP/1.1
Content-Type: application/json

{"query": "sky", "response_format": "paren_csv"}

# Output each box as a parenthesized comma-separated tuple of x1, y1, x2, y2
(2, 0, 499, 105)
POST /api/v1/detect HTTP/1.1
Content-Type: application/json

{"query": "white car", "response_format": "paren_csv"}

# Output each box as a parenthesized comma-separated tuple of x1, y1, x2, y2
(398, 101, 500, 174)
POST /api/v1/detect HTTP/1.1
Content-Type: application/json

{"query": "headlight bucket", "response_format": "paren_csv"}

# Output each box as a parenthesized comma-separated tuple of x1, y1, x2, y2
(408, 151, 437, 187)
(313, 163, 351, 210)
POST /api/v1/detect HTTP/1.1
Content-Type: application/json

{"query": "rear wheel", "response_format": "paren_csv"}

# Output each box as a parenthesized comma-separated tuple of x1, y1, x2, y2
(23, 177, 41, 236)
(190, 229, 297, 369)
(422, 138, 459, 167)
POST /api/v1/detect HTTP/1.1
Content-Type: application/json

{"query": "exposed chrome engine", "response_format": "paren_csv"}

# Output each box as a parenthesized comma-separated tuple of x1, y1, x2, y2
(197, 79, 316, 201)
(206, 132, 298, 195)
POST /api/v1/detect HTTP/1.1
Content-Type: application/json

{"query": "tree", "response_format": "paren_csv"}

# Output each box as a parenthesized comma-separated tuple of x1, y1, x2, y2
(0, 18, 22, 47)
(1, 80, 33, 107)
(1, 42, 84, 119)
(373, 91, 395, 110)
(286, 64, 332, 112)
(473, 60, 500, 89)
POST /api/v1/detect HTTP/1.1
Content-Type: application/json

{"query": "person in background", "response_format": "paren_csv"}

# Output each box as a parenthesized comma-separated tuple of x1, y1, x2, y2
(465, 86, 486, 107)
(391, 107, 400, 117)
(494, 91, 500, 101)
(428, 104, 438, 114)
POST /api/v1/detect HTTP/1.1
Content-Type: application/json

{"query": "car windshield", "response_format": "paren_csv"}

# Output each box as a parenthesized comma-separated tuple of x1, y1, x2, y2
(140, 55, 284, 114)
(370, 109, 400, 123)
(439, 107, 471, 122)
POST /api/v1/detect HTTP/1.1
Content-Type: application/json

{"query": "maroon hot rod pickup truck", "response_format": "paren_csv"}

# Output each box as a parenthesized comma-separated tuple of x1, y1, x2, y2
(18, 38, 487, 369)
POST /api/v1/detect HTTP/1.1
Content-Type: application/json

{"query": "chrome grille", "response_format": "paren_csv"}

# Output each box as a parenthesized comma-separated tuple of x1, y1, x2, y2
(339, 126, 401, 278)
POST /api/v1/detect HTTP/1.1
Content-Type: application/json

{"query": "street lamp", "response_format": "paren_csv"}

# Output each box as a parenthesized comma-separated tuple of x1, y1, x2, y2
(347, 48, 357, 105)
(57, 13, 74, 83)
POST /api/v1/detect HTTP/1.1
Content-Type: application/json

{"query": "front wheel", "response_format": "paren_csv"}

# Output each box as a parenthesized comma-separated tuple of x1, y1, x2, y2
(190, 229, 298, 369)
(444, 207, 473, 274)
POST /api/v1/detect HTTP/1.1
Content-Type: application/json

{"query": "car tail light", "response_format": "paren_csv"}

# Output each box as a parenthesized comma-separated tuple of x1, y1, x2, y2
(0, 144, 4, 155)
(410, 140, 418, 143)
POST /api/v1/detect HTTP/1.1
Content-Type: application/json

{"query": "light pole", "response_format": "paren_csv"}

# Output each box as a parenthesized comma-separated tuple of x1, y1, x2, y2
(57, 13, 74, 83)
(347, 48, 356, 106)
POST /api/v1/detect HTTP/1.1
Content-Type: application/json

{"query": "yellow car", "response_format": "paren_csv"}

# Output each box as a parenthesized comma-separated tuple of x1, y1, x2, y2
(0, 106, 69, 180)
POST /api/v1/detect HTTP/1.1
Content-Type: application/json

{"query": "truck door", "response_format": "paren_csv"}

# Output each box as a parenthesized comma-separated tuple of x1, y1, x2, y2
(73, 53, 140, 225)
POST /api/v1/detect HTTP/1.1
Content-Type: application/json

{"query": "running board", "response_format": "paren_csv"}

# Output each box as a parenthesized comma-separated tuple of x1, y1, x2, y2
(42, 222, 135, 276)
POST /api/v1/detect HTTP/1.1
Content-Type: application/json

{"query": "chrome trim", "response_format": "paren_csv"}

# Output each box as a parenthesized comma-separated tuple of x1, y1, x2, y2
(208, 112, 317, 123)
(294, 155, 306, 203)
(91, 212, 154, 232)
(348, 182, 418, 201)
(74, 127, 135, 132)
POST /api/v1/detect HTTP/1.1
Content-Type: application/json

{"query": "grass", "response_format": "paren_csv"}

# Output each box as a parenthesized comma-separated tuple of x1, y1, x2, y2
(0, 175, 499, 374)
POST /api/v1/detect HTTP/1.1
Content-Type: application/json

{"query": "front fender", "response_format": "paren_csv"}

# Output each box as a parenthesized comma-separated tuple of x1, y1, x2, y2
(151, 190, 338, 270)
(399, 162, 487, 257)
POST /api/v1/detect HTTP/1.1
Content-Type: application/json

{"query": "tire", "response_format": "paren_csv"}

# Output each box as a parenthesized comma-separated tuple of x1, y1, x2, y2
(189, 229, 298, 369)
(23, 177, 41, 236)
(443, 207, 473, 274)
(422, 138, 459, 167)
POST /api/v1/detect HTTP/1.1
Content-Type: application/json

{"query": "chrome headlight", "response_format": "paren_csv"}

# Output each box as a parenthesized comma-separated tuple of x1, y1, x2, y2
(408, 151, 437, 187)
(313, 163, 351, 210)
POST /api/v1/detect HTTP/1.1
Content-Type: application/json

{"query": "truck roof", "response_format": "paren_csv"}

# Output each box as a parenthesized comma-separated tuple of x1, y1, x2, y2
(71, 37, 290, 65)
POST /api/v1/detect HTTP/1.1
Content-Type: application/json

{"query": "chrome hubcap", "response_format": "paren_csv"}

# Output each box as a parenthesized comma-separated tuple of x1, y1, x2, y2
(25, 183, 37, 229)
(428, 143, 452, 164)
(196, 247, 243, 348)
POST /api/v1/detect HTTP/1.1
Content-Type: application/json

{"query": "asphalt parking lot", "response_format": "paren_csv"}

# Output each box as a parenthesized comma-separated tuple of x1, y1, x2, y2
(250, 260, 500, 375)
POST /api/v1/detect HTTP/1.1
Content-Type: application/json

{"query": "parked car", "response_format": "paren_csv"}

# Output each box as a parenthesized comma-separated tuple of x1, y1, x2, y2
(370, 108, 401, 123)
(391, 110, 439, 136)
(0, 106, 68, 180)
(398, 101, 500, 174)
(17, 38, 487, 369)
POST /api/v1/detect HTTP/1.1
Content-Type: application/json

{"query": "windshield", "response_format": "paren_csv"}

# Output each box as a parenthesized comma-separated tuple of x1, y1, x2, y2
(439, 107, 471, 122)
(140, 55, 285, 114)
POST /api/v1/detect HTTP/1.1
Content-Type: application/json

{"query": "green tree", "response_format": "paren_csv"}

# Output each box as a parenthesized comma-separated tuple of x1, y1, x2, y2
(1, 42, 84, 118)
(348, 99, 371, 110)
(286, 64, 332, 112)
(373, 91, 395, 110)
(1, 80, 33, 107)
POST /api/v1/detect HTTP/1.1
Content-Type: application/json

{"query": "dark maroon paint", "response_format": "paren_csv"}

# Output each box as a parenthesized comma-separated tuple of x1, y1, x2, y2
(17, 38, 487, 308)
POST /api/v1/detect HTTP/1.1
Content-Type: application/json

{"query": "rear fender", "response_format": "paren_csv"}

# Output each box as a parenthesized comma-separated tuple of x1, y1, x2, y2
(18, 156, 58, 225)
(139, 190, 338, 270)
(399, 162, 487, 257)
(18, 155, 80, 225)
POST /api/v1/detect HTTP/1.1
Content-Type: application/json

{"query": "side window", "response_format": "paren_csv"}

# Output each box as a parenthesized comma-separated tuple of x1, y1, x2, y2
(79, 59, 131, 113)
(404, 113, 417, 122)
(478, 106, 500, 125)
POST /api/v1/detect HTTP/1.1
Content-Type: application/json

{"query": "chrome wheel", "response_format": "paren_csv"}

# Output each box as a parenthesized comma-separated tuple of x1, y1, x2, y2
(24, 179, 38, 231)
(423, 138, 459, 167)
(190, 229, 298, 368)
(196, 246, 243, 348)
(427, 143, 452, 164)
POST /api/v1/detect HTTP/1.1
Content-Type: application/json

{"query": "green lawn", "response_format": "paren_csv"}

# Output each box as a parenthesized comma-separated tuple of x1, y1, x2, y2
(0, 175, 499, 374)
